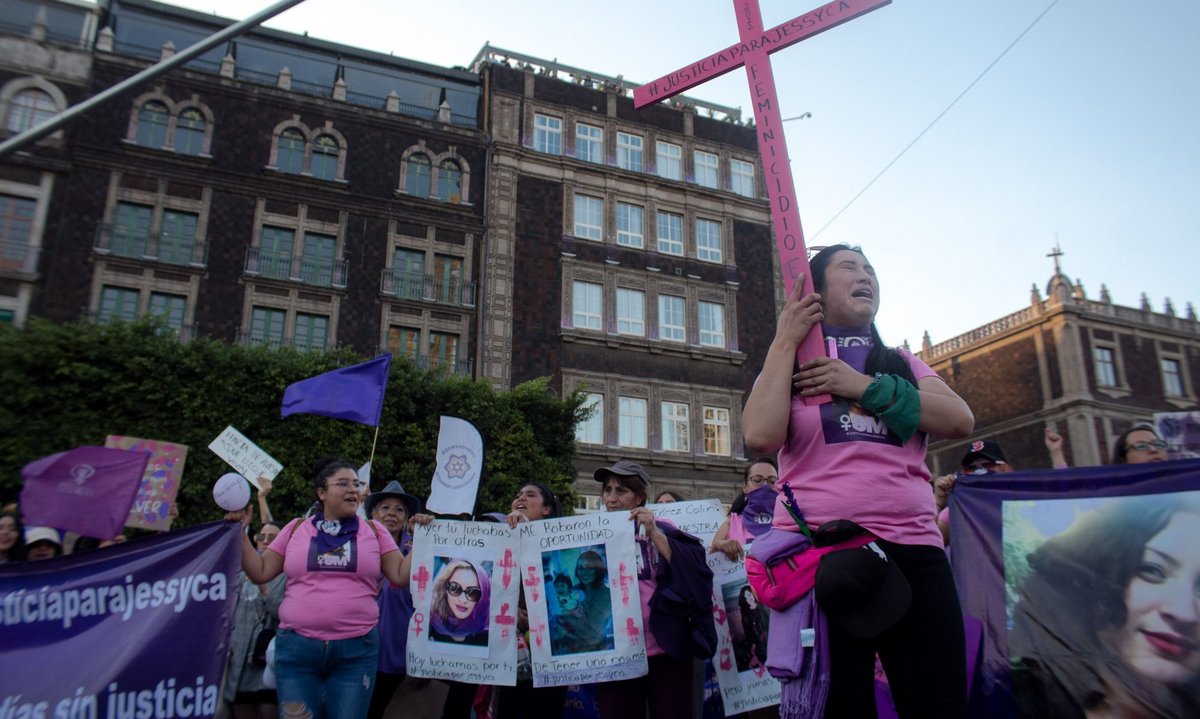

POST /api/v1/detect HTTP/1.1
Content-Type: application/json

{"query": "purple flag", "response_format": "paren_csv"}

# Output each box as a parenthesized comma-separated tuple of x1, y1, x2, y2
(19, 446, 150, 539)
(281, 354, 392, 426)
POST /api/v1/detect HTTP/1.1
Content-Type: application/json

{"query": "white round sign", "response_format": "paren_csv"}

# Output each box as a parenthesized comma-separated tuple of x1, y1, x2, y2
(213, 473, 251, 511)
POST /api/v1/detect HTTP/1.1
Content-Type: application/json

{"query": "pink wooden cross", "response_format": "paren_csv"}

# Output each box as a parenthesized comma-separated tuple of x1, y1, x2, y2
(635, 0, 890, 402)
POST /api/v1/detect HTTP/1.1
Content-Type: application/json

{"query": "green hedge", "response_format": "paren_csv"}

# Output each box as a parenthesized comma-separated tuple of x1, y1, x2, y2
(0, 319, 587, 527)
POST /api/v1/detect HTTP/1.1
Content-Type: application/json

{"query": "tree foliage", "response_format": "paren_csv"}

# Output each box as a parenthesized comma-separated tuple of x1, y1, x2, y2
(0, 320, 587, 526)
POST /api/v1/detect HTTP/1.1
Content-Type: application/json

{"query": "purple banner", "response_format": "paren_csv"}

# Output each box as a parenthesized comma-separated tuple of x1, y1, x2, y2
(0, 522, 242, 718)
(949, 459, 1200, 718)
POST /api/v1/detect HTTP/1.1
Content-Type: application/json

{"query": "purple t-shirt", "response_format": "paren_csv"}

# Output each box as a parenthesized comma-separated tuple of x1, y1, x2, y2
(269, 518, 398, 640)
(773, 341, 944, 547)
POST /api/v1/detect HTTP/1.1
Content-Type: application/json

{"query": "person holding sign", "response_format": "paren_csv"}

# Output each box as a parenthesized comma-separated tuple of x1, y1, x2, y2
(229, 458, 409, 719)
(743, 244, 975, 718)
(593, 460, 715, 719)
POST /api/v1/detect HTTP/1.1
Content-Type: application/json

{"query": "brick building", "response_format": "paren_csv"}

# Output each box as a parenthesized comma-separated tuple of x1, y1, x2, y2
(473, 48, 777, 507)
(17, 0, 487, 371)
(919, 255, 1200, 473)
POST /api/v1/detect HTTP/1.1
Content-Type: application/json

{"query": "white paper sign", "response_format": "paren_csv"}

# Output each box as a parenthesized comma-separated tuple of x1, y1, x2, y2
(518, 513, 646, 687)
(426, 416, 484, 516)
(646, 498, 725, 543)
(406, 520, 520, 685)
(207, 426, 282, 489)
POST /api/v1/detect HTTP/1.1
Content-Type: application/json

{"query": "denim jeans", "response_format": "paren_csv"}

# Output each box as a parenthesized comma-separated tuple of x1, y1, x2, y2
(275, 627, 378, 719)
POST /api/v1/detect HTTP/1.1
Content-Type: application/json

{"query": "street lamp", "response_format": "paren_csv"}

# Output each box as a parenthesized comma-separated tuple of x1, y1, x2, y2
(782, 112, 812, 122)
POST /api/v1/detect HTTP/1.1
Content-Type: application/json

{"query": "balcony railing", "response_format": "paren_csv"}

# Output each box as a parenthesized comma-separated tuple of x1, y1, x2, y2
(0, 239, 39, 274)
(236, 330, 330, 352)
(93, 225, 208, 267)
(386, 350, 472, 377)
(379, 269, 476, 306)
(244, 247, 348, 289)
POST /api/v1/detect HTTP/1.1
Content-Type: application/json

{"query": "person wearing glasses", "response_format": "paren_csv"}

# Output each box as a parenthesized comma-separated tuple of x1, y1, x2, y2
(429, 558, 491, 647)
(1114, 424, 1170, 465)
(231, 457, 408, 719)
(709, 457, 781, 561)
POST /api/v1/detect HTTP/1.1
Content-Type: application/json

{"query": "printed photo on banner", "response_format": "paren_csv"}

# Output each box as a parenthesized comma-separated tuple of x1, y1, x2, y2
(517, 513, 646, 688)
(407, 519, 519, 685)
(1003, 490, 1200, 718)
(706, 551, 781, 715)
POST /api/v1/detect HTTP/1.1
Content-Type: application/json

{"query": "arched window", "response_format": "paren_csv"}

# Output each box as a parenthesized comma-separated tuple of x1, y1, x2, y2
(311, 134, 339, 180)
(437, 160, 463, 202)
(5, 88, 57, 133)
(135, 101, 170, 148)
(175, 108, 206, 156)
(277, 128, 306, 174)
(406, 154, 432, 198)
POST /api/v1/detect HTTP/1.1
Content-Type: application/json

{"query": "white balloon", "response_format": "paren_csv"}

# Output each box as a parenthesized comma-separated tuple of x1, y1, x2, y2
(213, 473, 251, 511)
(265, 637, 276, 667)
(262, 664, 275, 690)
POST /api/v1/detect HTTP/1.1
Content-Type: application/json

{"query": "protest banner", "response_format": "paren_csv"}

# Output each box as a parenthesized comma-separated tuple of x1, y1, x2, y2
(517, 513, 645, 687)
(425, 416, 484, 516)
(0, 522, 242, 718)
(949, 459, 1200, 718)
(1155, 411, 1200, 459)
(105, 435, 188, 532)
(406, 519, 520, 685)
(207, 426, 281, 490)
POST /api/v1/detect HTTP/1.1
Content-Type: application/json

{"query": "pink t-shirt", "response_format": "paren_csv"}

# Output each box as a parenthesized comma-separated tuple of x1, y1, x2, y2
(773, 350, 944, 548)
(269, 518, 399, 640)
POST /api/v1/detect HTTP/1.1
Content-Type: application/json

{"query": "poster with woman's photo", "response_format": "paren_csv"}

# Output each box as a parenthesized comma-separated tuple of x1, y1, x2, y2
(517, 512, 644, 687)
(1003, 490, 1200, 718)
(406, 519, 519, 685)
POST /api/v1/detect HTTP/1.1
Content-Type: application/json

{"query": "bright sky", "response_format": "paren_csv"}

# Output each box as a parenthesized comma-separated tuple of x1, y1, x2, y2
(149, 0, 1200, 347)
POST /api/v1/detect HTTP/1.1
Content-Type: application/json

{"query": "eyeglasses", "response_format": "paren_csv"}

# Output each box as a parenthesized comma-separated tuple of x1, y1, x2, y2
(325, 480, 360, 491)
(747, 474, 778, 486)
(1127, 440, 1167, 452)
(446, 581, 482, 602)
(254, 533, 279, 543)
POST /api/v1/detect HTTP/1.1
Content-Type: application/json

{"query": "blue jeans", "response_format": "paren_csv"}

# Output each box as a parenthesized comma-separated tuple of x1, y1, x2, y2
(275, 627, 378, 719)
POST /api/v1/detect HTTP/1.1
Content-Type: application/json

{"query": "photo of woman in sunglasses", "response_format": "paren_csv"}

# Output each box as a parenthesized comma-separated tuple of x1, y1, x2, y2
(429, 557, 492, 649)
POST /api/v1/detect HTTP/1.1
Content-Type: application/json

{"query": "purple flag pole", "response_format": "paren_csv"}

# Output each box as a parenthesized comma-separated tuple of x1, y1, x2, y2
(281, 354, 392, 427)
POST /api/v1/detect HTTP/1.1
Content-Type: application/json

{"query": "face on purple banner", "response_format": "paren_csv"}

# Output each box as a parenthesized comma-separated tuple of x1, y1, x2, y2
(1004, 491, 1200, 717)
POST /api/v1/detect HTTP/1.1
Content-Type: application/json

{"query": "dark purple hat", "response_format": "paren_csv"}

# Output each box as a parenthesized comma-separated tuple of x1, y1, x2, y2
(815, 543, 911, 639)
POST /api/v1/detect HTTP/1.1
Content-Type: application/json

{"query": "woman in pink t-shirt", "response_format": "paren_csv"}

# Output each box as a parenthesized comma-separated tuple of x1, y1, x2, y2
(233, 458, 408, 719)
(743, 244, 975, 718)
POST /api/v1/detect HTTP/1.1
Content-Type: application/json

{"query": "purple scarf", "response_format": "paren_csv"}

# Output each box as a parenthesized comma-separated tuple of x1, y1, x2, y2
(823, 324, 873, 374)
(741, 485, 777, 540)
(311, 512, 359, 558)
(767, 588, 830, 719)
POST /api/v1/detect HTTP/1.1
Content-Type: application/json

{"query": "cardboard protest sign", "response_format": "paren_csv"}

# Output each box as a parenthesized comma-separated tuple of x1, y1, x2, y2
(105, 435, 187, 531)
(406, 520, 519, 685)
(648, 499, 781, 713)
(426, 416, 484, 516)
(207, 426, 281, 489)
(517, 513, 646, 687)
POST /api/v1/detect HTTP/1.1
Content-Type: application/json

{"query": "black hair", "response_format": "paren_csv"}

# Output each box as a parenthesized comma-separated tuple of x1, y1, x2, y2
(517, 481, 564, 519)
(0, 511, 25, 562)
(655, 491, 686, 502)
(311, 456, 357, 490)
(1111, 423, 1161, 465)
(808, 244, 916, 385)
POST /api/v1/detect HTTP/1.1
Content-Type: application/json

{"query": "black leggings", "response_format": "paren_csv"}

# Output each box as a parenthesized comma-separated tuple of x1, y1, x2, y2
(823, 541, 967, 719)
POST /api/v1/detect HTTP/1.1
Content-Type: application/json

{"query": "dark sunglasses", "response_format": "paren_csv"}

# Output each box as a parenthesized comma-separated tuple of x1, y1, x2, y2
(446, 581, 482, 602)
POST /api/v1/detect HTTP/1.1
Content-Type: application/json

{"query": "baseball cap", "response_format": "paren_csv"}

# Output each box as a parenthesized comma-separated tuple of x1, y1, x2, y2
(25, 526, 62, 548)
(593, 460, 650, 489)
(815, 543, 911, 638)
(960, 439, 1008, 468)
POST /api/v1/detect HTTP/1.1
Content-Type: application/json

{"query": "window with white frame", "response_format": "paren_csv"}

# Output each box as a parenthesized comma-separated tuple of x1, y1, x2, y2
(1094, 346, 1117, 387)
(574, 194, 603, 241)
(616, 202, 644, 248)
(616, 132, 643, 172)
(658, 294, 685, 342)
(276, 128, 306, 174)
(406, 154, 432, 198)
(695, 151, 719, 189)
(576, 393, 604, 445)
(618, 396, 648, 448)
(174, 108, 206, 156)
(534, 114, 562, 155)
(696, 218, 722, 263)
(657, 141, 682, 180)
(572, 281, 602, 330)
(699, 301, 725, 347)
(0, 195, 36, 270)
(731, 159, 755, 198)
(97, 285, 140, 322)
(250, 306, 286, 347)
(656, 211, 683, 255)
(388, 326, 420, 361)
(576, 123, 603, 164)
(310, 135, 340, 181)
(4, 89, 57, 133)
(1162, 358, 1185, 397)
(703, 406, 731, 455)
(148, 292, 186, 333)
(616, 288, 645, 336)
(437, 160, 463, 202)
(294, 312, 329, 351)
(662, 401, 690, 452)
(135, 101, 170, 149)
